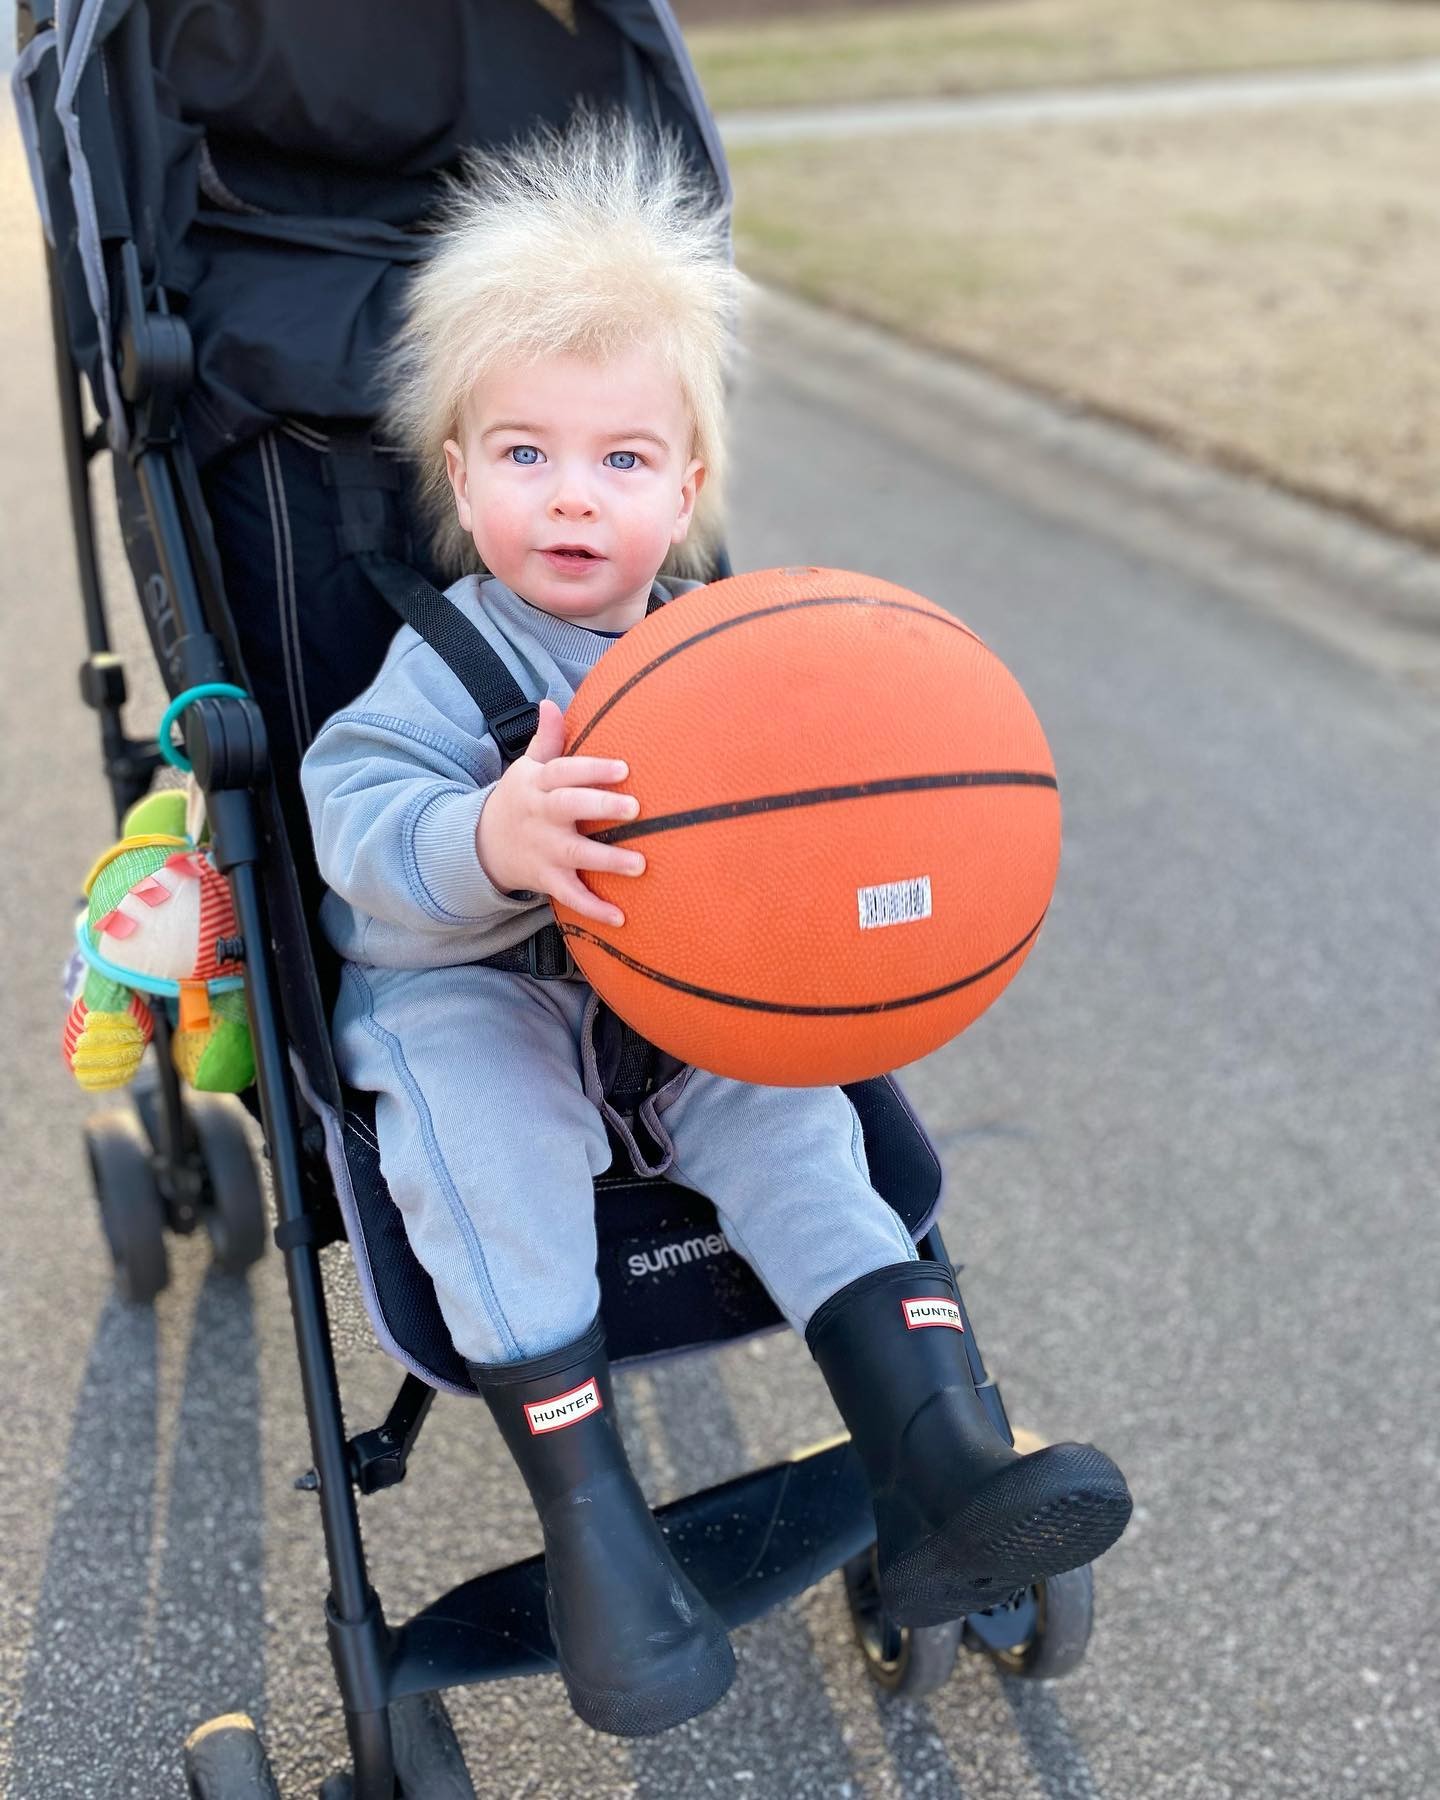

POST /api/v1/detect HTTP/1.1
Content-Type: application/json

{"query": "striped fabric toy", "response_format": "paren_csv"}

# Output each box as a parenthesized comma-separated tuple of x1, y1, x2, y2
(63, 790, 254, 1093)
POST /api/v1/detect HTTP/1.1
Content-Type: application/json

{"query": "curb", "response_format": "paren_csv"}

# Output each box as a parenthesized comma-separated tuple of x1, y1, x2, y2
(745, 286, 1440, 686)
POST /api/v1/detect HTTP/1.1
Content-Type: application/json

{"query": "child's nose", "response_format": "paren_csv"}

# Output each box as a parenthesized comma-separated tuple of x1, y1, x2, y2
(548, 467, 598, 519)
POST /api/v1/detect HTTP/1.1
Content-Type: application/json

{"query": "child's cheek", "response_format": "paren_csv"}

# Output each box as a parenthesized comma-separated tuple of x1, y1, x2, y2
(473, 483, 531, 565)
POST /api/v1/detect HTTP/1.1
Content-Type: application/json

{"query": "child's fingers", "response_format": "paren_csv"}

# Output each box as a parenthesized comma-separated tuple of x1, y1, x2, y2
(548, 786, 640, 825)
(538, 755, 629, 792)
(569, 839, 646, 878)
(550, 873, 625, 929)
(523, 698, 568, 764)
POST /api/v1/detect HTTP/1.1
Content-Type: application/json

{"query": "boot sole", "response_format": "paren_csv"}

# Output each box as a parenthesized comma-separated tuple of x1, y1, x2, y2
(882, 1443, 1132, 1627)
(561, 1627, 736, 1737)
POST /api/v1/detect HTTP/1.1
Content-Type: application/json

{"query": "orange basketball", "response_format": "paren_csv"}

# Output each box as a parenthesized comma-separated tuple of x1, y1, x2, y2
(555, 567, 1060, 1086)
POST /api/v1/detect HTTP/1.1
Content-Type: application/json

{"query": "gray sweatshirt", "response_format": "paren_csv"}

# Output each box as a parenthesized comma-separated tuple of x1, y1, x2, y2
(300, 573, 698, 970)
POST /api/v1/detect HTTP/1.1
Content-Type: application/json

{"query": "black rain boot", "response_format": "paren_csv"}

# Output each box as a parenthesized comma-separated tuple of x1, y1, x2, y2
(469, 1318, 734, 1735)
(807, 1263, 1132, 1626)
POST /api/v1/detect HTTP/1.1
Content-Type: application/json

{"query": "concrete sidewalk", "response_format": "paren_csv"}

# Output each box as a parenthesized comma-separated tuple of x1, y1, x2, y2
(718, 55, 1440, 144)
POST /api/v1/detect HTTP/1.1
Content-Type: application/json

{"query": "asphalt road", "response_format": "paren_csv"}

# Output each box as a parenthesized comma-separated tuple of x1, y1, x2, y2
(3, 103, 1439, 1800)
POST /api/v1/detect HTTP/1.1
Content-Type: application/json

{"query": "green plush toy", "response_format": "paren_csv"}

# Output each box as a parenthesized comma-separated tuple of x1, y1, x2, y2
(62, 791, 255, 1093)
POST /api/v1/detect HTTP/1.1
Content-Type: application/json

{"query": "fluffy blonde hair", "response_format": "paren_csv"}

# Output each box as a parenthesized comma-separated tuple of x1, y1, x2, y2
(387, 111, 747, 579)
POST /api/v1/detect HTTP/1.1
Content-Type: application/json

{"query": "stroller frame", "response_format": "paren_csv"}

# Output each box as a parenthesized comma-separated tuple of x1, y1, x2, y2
(43, 231, 1031, 1796)
(17, 4, 1105, 1785)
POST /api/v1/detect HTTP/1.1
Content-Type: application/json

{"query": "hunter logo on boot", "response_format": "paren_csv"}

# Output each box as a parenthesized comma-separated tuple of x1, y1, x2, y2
(902, 1297, 964, 1332)
(525, 1378, 603, 1434)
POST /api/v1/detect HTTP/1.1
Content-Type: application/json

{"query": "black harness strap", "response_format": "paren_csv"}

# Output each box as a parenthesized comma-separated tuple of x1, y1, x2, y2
(349, 536, 668, 1113)
(355, 552, 541, 764)
(352, 552, 565, 974)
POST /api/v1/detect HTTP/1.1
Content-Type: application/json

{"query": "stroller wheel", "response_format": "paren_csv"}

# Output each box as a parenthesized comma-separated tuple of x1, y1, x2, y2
(319, 1691, 476, 1799)
(842, 1547, 962, 1697)
(183, 1712, 282, 1799)
(389, 1691, 475, 1797)
(963, 1563, 1095, 1681)
(86, 1109, 170, 1304)
(191, 1096, 268, 1275)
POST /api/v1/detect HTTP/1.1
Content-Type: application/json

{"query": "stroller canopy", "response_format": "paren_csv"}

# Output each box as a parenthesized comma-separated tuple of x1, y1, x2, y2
(16, 0, 728, 463)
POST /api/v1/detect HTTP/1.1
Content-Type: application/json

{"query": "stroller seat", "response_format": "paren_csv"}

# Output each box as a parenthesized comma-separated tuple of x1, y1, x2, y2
(320, 1073, 942, 1396)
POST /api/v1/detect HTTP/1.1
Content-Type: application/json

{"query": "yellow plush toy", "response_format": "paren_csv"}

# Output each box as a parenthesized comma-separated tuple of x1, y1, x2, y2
(62, 791, 255, 1093)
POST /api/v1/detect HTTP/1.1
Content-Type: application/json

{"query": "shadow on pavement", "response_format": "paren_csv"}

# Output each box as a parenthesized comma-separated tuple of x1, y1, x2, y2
(1001, 1673, 1108, 1800)
(625, 1349, 865, 1798)
(9, 1267, 266, 1799)
(148, 1267, 269, 1764)
(868, 1686, 975, 1798)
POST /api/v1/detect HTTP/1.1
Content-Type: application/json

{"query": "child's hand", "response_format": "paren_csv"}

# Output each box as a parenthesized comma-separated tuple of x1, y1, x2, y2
(476, 699, 644, 928)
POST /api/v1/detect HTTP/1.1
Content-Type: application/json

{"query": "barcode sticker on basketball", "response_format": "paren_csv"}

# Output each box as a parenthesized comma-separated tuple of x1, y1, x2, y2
(857, 876, 932, 931)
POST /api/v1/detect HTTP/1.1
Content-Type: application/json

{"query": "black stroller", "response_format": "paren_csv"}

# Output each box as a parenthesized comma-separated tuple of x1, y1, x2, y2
(15, 1, 1101, 1792)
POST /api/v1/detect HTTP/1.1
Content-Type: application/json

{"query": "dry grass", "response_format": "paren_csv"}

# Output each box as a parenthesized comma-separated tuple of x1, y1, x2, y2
(690, 0, 1440, 111)
(730, 98, 1440, 544)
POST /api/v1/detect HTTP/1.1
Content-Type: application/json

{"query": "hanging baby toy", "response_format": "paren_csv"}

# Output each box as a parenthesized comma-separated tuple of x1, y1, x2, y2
(62, 787, 255, 1093)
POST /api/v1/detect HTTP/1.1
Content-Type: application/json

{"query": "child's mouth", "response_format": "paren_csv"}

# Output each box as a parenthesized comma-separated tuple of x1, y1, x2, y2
(544, 545, 600, 563)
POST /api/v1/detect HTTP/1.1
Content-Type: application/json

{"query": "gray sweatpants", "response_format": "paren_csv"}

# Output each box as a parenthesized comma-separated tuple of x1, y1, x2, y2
(334, 961, 918, 1365)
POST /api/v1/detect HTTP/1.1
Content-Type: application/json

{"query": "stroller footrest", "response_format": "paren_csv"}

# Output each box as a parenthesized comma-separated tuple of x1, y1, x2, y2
(387, 1438, 872, 1698)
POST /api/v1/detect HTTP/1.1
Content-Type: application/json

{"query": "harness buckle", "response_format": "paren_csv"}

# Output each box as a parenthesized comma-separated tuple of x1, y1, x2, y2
(487, 700, 540, 761)
(527, 924, 576, 981)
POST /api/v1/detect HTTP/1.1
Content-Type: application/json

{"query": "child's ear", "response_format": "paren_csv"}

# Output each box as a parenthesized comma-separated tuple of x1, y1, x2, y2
(672, 458, 706, 544)
(443, 438, 472, 534)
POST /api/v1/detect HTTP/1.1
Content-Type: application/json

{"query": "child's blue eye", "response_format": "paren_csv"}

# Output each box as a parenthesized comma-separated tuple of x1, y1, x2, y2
(604, 451, 639, 470)
(508, 445, 543, 465)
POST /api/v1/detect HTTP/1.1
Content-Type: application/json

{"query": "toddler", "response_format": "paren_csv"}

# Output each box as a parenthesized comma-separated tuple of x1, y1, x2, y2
(301, 117, 1130, 1737)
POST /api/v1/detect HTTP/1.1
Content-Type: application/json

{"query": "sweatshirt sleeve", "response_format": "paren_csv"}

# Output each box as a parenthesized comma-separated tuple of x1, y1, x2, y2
(300, 643, 541, 939)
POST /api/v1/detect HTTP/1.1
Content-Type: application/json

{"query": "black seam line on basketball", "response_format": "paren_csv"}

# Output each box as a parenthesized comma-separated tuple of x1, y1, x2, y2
(592, 771, 1059, 845)
(569, 596, 983, 754)
(557, 914, 1046, 1017)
